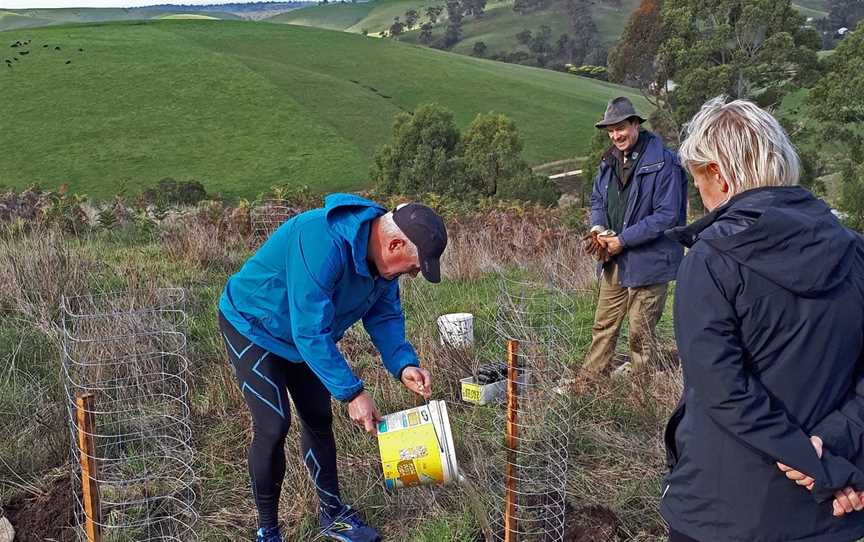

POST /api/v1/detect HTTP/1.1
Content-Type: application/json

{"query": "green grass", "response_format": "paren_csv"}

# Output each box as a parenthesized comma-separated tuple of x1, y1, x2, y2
(267, 1, 379, 30)
(0, 7, 239, 31)
(273, 0, 639, 54)
(159, 14, 221, 20)
(793, 3, 829, 19)
(0, 19, 647, 200)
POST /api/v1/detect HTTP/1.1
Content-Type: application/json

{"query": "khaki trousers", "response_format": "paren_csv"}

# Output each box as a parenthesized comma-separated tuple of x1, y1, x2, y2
(582, 262, 668, 377)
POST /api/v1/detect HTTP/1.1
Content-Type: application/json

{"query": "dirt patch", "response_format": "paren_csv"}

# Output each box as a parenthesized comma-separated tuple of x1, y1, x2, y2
(563, 502, 622, 542)
(480, 501, 622, 542)
(3, 473, 77, 542)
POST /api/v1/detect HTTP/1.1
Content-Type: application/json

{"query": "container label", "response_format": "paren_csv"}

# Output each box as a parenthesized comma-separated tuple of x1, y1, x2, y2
(378, 405, 444, 489)
(462, 382, 481, 404)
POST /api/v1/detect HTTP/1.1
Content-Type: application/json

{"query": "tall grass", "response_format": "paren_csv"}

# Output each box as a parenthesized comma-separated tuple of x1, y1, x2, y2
(0, 203, 681, 541)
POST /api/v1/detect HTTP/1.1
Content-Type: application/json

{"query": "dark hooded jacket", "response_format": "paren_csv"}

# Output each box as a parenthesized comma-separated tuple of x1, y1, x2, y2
(662, 186, 864, 542)
(590, 131, 688, 287)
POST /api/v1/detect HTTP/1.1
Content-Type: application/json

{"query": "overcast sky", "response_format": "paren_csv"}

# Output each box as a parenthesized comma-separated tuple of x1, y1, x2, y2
(1, 0, 251, 8)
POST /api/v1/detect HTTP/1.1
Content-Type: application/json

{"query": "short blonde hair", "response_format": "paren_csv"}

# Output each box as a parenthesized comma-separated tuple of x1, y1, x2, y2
(679, 96, 800, 195)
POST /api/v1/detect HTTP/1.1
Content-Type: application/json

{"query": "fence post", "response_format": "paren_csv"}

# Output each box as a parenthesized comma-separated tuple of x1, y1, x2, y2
(505, 339, 520, 542)
(76, 393, 102, 542)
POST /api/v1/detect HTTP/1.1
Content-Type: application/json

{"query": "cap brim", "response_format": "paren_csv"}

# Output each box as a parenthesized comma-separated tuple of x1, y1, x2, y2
(419, 252, 441, 283)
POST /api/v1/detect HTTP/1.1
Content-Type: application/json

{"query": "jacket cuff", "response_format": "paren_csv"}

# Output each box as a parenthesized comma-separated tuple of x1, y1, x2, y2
(397, 363, 420, 381)
(341, 384, 365, 403)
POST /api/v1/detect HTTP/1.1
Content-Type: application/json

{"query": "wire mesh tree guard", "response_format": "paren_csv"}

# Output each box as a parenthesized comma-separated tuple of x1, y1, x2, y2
(250, 199, 298, 247)
(61, 288, 198, 542)
(487, 275, 583, 542)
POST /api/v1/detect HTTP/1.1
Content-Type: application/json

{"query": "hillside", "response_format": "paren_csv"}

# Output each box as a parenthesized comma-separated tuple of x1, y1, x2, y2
(0, 19, 646, 201)
(271, 0, 827, 59)
(270, 0, 640, 47)
(0, 7, 243, 31)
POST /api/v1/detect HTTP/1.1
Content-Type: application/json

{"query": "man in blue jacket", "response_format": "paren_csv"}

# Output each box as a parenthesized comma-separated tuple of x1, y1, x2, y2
(218, 194, 447, 542)
(580, 97, 687, 380)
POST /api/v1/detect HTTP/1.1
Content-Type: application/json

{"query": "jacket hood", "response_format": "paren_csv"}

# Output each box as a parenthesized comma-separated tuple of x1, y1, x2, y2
(668, 187, 859, 296)
(324, 193, 387, 278)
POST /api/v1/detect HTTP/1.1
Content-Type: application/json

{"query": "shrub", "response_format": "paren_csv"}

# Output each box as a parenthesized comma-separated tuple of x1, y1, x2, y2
(137, 178, 207, 207)
(370, 104, 464, 196)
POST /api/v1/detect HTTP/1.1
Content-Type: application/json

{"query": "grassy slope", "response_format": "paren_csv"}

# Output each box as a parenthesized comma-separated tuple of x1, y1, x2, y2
(273, 0, 824, 58)
(0, 20, 646, 200)
(267, 1, 378, 30)
(0, 7, 240, 31)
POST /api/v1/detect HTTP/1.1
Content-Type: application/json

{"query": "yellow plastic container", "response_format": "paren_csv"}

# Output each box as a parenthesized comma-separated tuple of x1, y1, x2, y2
(377, 400, 459, 491)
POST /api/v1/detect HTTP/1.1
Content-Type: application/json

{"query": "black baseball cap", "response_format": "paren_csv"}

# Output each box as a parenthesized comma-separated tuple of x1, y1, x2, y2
(392, 203, 448, 283)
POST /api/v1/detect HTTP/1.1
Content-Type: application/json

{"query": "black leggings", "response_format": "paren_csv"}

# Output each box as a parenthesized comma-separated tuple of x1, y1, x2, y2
(219, 311, 343, 529)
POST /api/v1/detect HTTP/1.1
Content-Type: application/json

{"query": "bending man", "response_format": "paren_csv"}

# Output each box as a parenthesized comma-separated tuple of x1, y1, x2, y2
(218, 194, 447, 542)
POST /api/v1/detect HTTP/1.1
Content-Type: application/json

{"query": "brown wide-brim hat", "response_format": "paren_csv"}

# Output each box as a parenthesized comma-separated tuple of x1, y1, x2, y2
(595, 96, 647, 129)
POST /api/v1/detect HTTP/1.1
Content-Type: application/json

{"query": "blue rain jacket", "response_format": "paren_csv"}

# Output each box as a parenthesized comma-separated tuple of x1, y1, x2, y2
(219, 193, 419, 402)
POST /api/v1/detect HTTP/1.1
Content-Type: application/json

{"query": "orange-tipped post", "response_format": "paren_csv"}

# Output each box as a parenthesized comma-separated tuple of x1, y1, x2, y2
(505, 340, 520, 542)
(76, 393, 102, 542)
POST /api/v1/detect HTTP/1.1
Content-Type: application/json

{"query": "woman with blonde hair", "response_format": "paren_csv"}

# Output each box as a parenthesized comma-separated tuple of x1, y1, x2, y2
(662, 96, 864, 542)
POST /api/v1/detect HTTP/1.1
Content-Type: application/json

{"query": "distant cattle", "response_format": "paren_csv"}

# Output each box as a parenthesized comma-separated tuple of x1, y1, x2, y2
(78, 48, 84, 52)
(65, 60, 72, 64)
(55, 46, 61, 51)
(43, 44, 49, 48)
(19, 51, 29, 56)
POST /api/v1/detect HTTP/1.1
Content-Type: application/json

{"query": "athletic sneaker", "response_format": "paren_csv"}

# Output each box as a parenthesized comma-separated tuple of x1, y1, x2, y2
(255, 526, 283, 542)
(320, 505, 381, 542)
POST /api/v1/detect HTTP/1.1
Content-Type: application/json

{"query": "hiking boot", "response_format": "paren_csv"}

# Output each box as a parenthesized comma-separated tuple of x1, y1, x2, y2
(255, 526, 283, 542)
(320, 505, 381, 542)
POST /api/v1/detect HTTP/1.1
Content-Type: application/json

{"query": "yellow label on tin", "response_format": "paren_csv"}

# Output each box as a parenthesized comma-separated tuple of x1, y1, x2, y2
(462, 382, 481, 404)
(378, 408, 444, 489)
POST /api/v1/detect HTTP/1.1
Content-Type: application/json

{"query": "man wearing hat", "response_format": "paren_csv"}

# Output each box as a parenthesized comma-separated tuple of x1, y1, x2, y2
(580, 97, 687, 381)
(218, 194, 448, 542)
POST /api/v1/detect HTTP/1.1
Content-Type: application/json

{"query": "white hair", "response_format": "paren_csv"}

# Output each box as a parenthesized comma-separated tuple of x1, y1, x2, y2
(679, 96, 800, 195)
(379, 211, 418, 257)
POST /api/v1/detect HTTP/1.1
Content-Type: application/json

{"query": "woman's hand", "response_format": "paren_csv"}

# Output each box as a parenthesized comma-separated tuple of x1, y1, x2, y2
(776, 435, 864, 517)
(777, 436, 823, 490)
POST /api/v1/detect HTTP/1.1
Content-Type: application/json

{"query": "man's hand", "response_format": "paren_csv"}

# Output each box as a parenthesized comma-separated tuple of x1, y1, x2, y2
(347, 391, 382, 436)
(776, 435, 864, 517)
(401, 366, 432, 400)
(600, 235, 624, 256)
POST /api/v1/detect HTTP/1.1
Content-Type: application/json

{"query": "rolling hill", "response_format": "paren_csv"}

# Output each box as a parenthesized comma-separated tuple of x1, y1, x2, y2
(0, 19, 646, 201)
(269, 0, 641, 50)
(0, 7, 242, 32)
(270, 0, 828, 59)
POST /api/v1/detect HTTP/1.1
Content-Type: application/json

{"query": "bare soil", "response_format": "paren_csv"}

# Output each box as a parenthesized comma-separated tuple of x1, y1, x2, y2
(563, 502, 622, 542)
(3, 473, 77, 542)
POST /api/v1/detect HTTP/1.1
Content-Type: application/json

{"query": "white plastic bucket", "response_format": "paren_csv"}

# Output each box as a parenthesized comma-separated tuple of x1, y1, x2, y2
(437, 313, 474, 348)
(377, 400, 459, 491)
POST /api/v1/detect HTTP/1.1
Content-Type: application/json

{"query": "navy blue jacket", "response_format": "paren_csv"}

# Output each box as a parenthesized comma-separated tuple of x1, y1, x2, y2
(662, 187, 864, 542)
(590, 131, 688, 287)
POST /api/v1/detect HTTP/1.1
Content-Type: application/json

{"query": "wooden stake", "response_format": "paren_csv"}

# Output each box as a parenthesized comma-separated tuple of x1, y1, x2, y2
(76, 393, 102, 542)
(505, 339, 520, 542)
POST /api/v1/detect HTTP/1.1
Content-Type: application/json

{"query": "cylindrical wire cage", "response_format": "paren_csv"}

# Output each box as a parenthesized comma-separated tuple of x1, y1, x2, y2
(487, 276, 582, 542)
(61, 288, 198, 542)
(250, 200, 297, 247)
